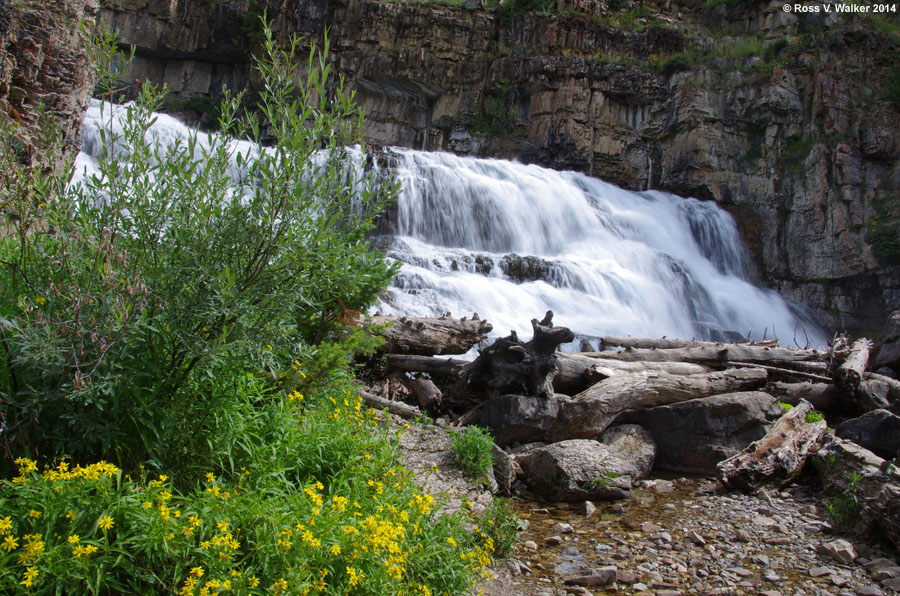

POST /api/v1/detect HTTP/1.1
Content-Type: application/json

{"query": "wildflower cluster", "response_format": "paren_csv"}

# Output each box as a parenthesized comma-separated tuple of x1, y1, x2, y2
(0, 385, 499, 594)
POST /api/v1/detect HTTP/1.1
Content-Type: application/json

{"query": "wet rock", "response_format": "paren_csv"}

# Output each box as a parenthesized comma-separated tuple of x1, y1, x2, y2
(545, 535, 563, 546)
(551, 522, 575, 535)
(481, 394, 560, 447)
(580, 501, 596, 517)
(836, 409, 900, 460)
(855, 586, 884, 596)
(598, 424, 656, 479)
(523, 540, 538, 551)
(809, 566, 833, 577)
(629, 392, 779, 475)
(515, 439, 634, 501)
(563, 565, 617, 587)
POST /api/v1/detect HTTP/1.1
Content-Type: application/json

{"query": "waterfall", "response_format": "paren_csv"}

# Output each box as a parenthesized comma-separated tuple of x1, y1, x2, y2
(73, 101, 825, 348)
(368, 148, 825, 348)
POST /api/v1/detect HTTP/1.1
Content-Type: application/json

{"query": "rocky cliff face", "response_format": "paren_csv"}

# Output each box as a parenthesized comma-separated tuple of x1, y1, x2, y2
(99, 0, 900, 338)
(0, 0, 98, 167)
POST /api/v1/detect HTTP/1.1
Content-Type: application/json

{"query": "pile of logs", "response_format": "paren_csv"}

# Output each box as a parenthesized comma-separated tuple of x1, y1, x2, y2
(361, 311, 900, 547)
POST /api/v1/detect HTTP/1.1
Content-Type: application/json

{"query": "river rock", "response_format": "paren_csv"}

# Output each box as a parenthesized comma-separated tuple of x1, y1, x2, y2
(481, 394, 559, 446)
(515, 439, 635, 501)
(836, 409, 900, 460)
(628, 391, 780, 475)
(597, 424, 656, 478)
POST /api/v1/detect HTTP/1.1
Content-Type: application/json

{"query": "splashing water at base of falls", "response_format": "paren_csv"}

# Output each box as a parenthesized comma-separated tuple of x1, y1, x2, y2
(368, 148, 825, 348)
(74, 102, 825, 349)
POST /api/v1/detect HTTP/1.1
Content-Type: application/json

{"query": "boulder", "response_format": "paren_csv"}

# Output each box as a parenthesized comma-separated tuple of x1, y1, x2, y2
(514, 439, 637, 501)
(813, 435, 900, 550)
(598, 424, 656, 479)
(836, 409, 900, 460)
(628, 391, 780, 475)
(480, 394, 559, 446)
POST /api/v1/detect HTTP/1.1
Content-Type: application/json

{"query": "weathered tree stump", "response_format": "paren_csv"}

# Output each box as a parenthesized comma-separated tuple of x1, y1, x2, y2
(371, 313, 492, 356)
(462, 311, 574, 399)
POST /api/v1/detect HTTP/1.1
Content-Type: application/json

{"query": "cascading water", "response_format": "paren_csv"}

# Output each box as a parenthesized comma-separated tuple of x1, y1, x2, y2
(73, 102, 824, 348)
(369, 148, 825, 348)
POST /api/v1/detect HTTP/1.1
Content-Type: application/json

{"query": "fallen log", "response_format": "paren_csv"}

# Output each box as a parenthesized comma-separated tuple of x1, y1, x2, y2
(386, 354, 468, 377)
(834, 338, 871, 390)
(370, 314, 492, 356)
(583, 344, 824, 365)
(717, 399, 827, 490)
(360, 390, 423, 419)
(554, 353, 710, 395)
(727, 361, 832, 383)
(768, 382, 845, 413)
(409, 377, 443, 411)
(600, 336, 751, 350)
(550, 367, 768, 441)
(462, 311, 574, 399)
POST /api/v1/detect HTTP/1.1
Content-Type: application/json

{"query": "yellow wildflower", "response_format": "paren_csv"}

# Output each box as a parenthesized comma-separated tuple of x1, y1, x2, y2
(27, 510, 41, 519)
(2, 535, 18, 552)
(190, 567, 204, 578)
(0, 516, 12, 534)
(248, 576, 260, 588)
(205, 472, 216, 483)
(73, 544, 98, 558)
(67, 534, 80, 545)
(98, 515, 114, 531)
(330, 544, 341, 555)
(20, 567, 38, 588)
(65, 510, 76, 522)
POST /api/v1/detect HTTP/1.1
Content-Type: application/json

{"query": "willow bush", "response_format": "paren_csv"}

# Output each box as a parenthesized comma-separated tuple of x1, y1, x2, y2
(0, 23, 398, 469)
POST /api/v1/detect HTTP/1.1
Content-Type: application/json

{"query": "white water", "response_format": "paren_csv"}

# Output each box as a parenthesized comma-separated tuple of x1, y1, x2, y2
(73, 102, 824, 348)
(370, 149, 824, 348)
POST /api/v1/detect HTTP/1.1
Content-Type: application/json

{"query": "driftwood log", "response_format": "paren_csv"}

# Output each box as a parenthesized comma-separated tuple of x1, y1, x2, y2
(386, 354, 468, 377)
(717, 399, 827, 490)
(584, 345, 824, 365)
(371, 314, 492, 356)
(554, 353, 710, 395)
(550, 367, 768, 441)
(462, 311, 574, 399)
(600, 336, 757, 350)
(834, 338, 871, 390)
(359, 389, 423, 419)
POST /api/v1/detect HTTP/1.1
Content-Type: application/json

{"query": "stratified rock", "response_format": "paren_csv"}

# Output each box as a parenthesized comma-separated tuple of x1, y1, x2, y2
(480, 394, 559, 447)
(514, 439, 635, 501)
(836, 409, 900, 460)
(597, 424, 656, 479)
(873, 310, 900, 374)
(629, 391, 780, 475)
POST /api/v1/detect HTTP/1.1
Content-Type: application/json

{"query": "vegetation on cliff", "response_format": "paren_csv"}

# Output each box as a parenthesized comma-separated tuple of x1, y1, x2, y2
(0, 22, 504, 595)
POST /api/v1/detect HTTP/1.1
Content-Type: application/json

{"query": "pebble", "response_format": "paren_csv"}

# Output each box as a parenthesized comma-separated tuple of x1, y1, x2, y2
(552, 523, 575, 535)
(485, 478, 895, 596)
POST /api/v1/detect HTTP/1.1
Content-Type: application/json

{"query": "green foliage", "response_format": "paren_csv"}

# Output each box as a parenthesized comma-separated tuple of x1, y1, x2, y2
(825, 470, 863, 532)
(777, 401, 793, 411)
(659, 53, 694, 75)
(476, 498, 520, 558)
(867, 217, 900, 265)
(470, 83, 516, 137)
(0, 389, 495, 595)
(581, 471, 621, 490)
(0, 23, 398, 469)
(451, 426, 495, 482)
(805, 410, 824, 424)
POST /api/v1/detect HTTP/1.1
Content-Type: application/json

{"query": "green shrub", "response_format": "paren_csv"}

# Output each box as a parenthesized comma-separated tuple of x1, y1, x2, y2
(451, 426, 495, 481)
(0, 388, 495, 595)
(777, 401, 793, 410)
(0, 23, 398, 470)
(477, 498, 520, 558)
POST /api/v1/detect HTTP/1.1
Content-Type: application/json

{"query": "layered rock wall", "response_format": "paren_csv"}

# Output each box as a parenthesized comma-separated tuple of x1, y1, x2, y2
(99, 0, 900, 337)
(1, 0, 98, 166)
